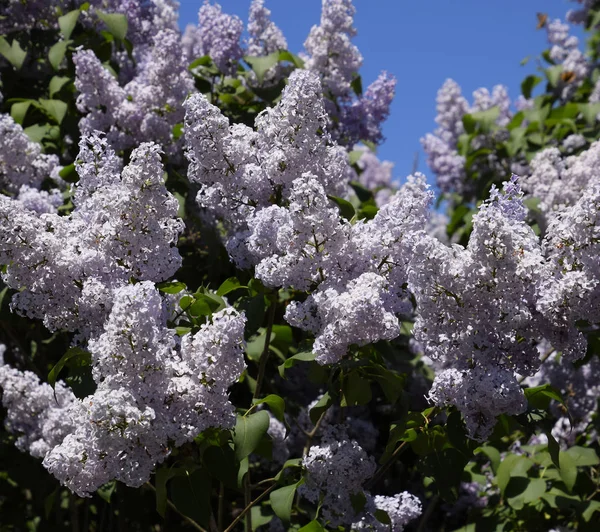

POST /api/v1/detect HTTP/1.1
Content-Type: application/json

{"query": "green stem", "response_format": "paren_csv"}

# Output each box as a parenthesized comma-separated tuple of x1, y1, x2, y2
(223, 483, 277, 532)
(253, 293, 277, 400)
(365, 440, 408, 490)
(145, 482, 208, 532)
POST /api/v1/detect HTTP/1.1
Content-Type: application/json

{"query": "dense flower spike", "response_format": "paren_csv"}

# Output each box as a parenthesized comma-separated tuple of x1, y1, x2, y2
(0, 115, 61, 191)
(0, 135, 183, 339)
(192, 0, 244, 75)
(248, 0, 287, 56)
(39, 282, 246, 496)
(409, 176, 585, 439)
(74, 29, 193, 153)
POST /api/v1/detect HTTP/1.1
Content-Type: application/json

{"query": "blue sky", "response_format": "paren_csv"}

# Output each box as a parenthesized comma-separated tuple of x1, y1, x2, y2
(177, 0, 585, 182)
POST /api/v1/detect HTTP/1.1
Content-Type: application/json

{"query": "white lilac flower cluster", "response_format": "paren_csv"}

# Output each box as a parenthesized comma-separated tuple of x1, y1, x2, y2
(525, 140, 600, 221)
(528, 353, 600, 447)
(409, 175, 586, 440)
(0, 283, 247, 496)
(182, 0, 244, 75)
(546, 18, 589, 100)
(185, 69, 432, 364)
(300, 425, 421, 530)
(0, 114, 61, 192)
(0, 133, 183, 340)
(421, 79, 513, 196)
(74, 29, 194, 154)
(303, 0, 396, 146)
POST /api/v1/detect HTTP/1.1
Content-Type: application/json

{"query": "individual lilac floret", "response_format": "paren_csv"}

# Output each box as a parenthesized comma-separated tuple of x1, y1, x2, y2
(0, 114, 61, 192)
(195, 1, 244, 75)
(409, 176, 585, 439)
(0, 134, 183, 340)
(0, 347, 78, 459)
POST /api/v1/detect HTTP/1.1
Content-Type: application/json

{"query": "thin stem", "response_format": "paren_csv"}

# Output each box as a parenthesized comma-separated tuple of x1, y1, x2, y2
(416, 494, 439, 532)
(223, 484, 278, 532)
(253, 293, 277, 400)
(303, 410, 327, 457)
(218, 482, 225, 531)
(365, 441, 408, 490)
(244, 473, 252, 532)
(145, 482, 208, 532)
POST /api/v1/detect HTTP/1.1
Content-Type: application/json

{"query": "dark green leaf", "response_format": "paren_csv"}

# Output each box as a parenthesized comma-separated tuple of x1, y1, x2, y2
(521, 75, 542, 99)
(565, 446, 600, 467)
(48, 347, 91, 388)
(170, 469, 212, 527)
(341, 371, 372, 407)
(202, 446, 238, 489)
(253, 394, 286, 424)
(309, 391, 332, 425)
(558, 451, 577, 492)
(154, 466, 184, 517)
(270, 480, 303, 522)
(524, 384, 563, 410)
(38, 99, 68, 124)
(217, 277, 247, 296)
(59, 163, 79, 183)
(97, 481, 116, 503)
(49, 76, 71, 98)
(328, 195, 355, 220)
(298, 520, 326, 532)
(157, 281, 187, 294)
(233, 411, 270, 462)
(278, 351, 316, 379)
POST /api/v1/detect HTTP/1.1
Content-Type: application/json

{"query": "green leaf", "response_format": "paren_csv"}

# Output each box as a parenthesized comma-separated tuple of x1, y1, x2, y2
(558, 451, 577, 492)
(251, 506, 274, 530)
(217, 277, 247, 296)
(58, 9, 81, 40)
(155, 466, 184, 517)
(170, 469, 212, 527)
(565, 446, 600, 467)
(298, 520, 326, 532)
(270, 480, 303, 522)
(233, 411, 270, 462)
(97, 11, 128, 40)
(476, 446, 501, 474)
(236, 294, 266, 334)
(273, 459, 303, 481)
(469, 106, 501, 133)
(58, 163, 78, 184)
(157, 281, 187, 294)
(0, 37, 27, 69)
(202, 446, 238, 489)
(374, 509, 391, 525)
(245, 52, 280, 84)
(350, 491, 367, 513)
(578, 102, 600, 125)
(546, 431, 560, 470)
(48, 347, 91, 388)
(11, 101, 32, 124)
(253, 394, 286, 424)
(506, 477, 546, 510)
(348, 150, 363, 166)
(277, 50, 304, 68)
(546, 65, 563, 87)
(341, 371, 372, 407)
(38, 99, 68, 125)
(246, 329, 274, 362)
(521, 75, 542, 99)
(496, 455, 533, 495)
(328, 195, 356, 220)
(48, 40, 70, 71)
(351, 74, 363, 96)
(97, 481, 116, 503)
(278, 351, 316, 379)
(582, 500, 600, 522)
(524, 384, 564, 410)
(309, 391, 333, 425)
(49, 76, 71, 98)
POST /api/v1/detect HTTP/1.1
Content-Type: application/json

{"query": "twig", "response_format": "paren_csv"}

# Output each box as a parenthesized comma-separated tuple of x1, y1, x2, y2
(145, 482, 208, 532)
(253, 293, 277, 400)
(365, 441, 409, 490)
(303, 410, 327, 457)
(223, 483, 278, 532)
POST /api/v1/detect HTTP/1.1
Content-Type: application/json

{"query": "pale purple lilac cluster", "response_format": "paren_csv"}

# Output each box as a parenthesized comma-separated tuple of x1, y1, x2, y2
(351, 147, 397, 206)
(421, 79, 513, 195)
(0, 133, 183, 339)
(300, 425, 421, 530)
(303, 0, 396, 145)
(409, 176, 586, 440)
(74, 29, 194, 154)
(182, 0, 244, 75)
